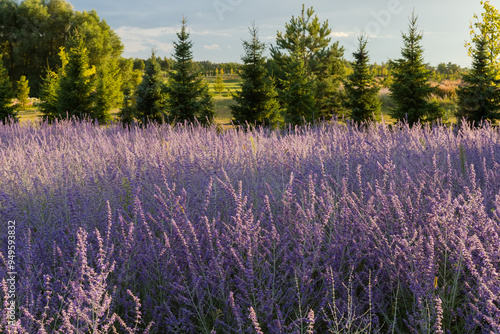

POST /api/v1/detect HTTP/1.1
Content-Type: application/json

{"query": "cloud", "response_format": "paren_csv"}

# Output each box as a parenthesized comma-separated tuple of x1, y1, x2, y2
(204, 44, 220, 50)
(330, 31, 356, 38)
(115, 26, 178, 38)
(115, 26, 176, 55)
(366, 34, 398, 39)
(194, 30, 232, 37)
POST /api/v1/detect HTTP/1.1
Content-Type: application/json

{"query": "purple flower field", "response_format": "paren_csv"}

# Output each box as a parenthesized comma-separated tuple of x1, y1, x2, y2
(0, 120, 499, 333)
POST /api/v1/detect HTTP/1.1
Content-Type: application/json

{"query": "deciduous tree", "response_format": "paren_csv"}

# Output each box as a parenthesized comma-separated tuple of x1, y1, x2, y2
(466, 1, 500, 73)
(0, 0, 123, 98)
(73, 9, 123, 118)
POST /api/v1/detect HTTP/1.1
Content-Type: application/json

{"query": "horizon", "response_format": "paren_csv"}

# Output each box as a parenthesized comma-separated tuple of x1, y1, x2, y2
(67, 1, 484, 67)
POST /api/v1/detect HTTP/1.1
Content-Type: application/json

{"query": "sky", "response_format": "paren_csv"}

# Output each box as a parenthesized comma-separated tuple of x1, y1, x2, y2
(68, 0, 487, 67)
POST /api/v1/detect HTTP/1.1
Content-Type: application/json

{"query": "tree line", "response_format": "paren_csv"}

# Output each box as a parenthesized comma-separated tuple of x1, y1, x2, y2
(131, 57, 241, 78)
(1, 0, 500, 127)
(0, 0, 129, 123)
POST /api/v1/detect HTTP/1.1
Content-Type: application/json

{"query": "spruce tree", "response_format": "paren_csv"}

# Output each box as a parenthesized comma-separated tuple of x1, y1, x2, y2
(168, 17, 215, 125)
(117, 87, 135, 125)
(456, 34, 500, 125)
(344, 34, 381, 123)
(231, 23, 281, 128)
(0, 57, 17, 123)
(56, 39, 96, 120)
(281, 53, 316, 125)
(16, 75, 30, 110)
(39, 69, 60, 122)
(134, 51, 167, 124)
(93, 57, 122, 124)
(213, 75, 225, 95)
(389, 12, 443, 126)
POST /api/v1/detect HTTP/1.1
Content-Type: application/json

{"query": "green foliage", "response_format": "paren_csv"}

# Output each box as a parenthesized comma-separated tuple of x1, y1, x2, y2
(117, 87, 135, 125)
(0, 0, 72, 95)
(167, 17, 215, 125)
(344, 34, 381, 123)
(435, 62, 464, 80)
(0, 56, 17, 123)
(38, 68, 59, 121)
(56, 39, 97, 120)
(0, 0, 123, 97)
(280, 53, 316, 125)
(133, 58, 145, 71)
(134, 51, 167, 124)
(466, 1, 500, 73)
(16, 75, 30, 110)
(213, 75, 225, 95)
(117, 58, 141, 125)
(231, 23, 281, 128)
(271, 5, 345, 124)
(93, 57, 121, 124)
(389, 13, 444, 126)
(456, 35, 500, 125)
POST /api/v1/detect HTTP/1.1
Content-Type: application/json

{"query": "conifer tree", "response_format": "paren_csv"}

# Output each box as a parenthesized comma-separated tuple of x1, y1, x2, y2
(93, 57, 122, 124)
(281, 52, 316, 125)
(117, 87, 135, 125)
(344, 34, 381, 123)
(134, 50, 167, 124)
(389, 12, 443, 126)
(271, 5, 345, 123)
(39, 69, 60, 122)
(231, 23, 281, 127)
(56, 39, 96, 120)
(168, 17, 215, 125)
(16, 75, 30, 110)
(213, 75, 225, 95)
(0, 57, 17, 123)
(456, 34, 500, 125)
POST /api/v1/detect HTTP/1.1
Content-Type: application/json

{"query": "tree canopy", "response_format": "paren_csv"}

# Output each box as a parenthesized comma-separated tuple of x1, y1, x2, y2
(167, 17, 215, 125)
(0, 0, 123, 98)
(0, 56, 17, 123)
(134, 51, 167, 124)
(271, 5, 345, 124)
(231, 23, 281, 128)
(457, 7, 500, 125)
(389, 12, 444, 125)
(466, 1, 500, 73)
(344, 34, 381, 123)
